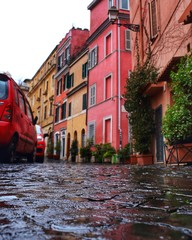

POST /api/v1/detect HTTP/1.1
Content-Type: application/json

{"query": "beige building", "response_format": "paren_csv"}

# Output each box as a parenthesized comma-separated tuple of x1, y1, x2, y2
(28, 46, 57, 141)
(66, 48, 88, 161)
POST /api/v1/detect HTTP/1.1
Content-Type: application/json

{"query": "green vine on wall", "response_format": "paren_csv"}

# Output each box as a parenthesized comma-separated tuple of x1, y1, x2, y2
(162, 53, 192, 144)
(124, 34, 159, 154)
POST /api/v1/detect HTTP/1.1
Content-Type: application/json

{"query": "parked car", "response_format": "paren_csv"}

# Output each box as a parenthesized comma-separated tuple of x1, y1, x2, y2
(35, 125, 45, 163)
(0, 73, 37, 163)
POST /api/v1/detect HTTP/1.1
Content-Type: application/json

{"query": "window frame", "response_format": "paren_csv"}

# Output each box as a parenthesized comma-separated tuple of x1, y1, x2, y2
(68, 102, 72, 117)
(125, 29, 131, 50)
(149, 0, 158, 39)
(104, 74, 112, 100)
(89, 84, 96, 107)
(104, 32, 112, 57)
(82, 93, 87, 110)
(88, 45, 98, 70)
(61, 102, 67, 120)
(88, 121, 96, 145)
(120, 0, 129, 10)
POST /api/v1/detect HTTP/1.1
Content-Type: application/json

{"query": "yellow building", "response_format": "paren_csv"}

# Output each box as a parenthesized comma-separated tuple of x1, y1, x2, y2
(28, 46, 57, 141)
(66, 48, 88, 162)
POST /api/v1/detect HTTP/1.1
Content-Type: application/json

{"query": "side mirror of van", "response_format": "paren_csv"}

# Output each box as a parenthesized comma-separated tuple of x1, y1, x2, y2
(33, 116, 38, 125)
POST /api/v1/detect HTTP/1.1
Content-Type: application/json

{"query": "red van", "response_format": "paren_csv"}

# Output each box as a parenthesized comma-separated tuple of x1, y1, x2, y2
(0, 73, 37, 163)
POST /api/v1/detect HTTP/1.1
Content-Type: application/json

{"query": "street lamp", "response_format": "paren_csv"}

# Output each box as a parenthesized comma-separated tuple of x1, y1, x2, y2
(108, 6, 140, 32)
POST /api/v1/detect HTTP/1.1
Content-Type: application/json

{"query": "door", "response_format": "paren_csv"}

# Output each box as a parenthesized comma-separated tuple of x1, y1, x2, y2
(61, 130, 66, 159)
(155, 105, 164, 162)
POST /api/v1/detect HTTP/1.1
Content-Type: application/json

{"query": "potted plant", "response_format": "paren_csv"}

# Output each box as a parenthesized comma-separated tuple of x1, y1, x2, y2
(102, 143, 116, 163)
(54, 139, 61, 160)
(46, 136, 54, 159)
(124, 36, 158, 165)
(117, 143, 131, 163)
(80, 140, 92, 162)
(163, 54, 192, 144)
(70, 139, 78, 162)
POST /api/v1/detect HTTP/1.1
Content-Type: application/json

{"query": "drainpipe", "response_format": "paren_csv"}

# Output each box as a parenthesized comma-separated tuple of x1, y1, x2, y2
(117, 18, 122, 149)
(139, 0, 144, 65)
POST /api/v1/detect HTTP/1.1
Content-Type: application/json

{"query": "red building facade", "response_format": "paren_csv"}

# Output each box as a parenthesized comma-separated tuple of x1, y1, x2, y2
(87, 0, 132, 150)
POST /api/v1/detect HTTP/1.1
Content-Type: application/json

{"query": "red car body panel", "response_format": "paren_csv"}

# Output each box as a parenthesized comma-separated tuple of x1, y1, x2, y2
(0, 73, 37, 160)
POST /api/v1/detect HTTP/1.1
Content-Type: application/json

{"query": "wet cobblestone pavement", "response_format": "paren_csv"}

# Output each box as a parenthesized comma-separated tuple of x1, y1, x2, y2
(0, 161, 192, 240)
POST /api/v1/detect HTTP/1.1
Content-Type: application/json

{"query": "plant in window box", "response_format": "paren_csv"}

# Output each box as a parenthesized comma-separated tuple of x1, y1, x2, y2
(124, 35, 158, 165)
(163, 53, 192, 145)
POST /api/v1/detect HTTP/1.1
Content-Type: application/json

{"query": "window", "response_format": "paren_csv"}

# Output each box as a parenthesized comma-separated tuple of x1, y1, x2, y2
(104, 118, 112, 143)
(120, 0, 129, 10)
(105, 75, 112, 99)
(68, 102, 72, 117)
(57, 79, 62, 95)
(55, 106, 60, 122)
(64, 73, 74, 90)
(26, 101, 33, 122)
(81, 129, 86, 148)
(82, 93, 87, 110)
(50, 102, 53, 116)
(61, 102, 67, 120)
(90, 84, 96, 106)
(88, 46, 98, 69)
(82, 62, 88, 79)
(68, 73, 74, 88)
(88, 122, 95, 144)
(149, 0, 158, 39)
(14, 86, 18, 105)
(125, 30, 131, 50)
(58, 54, 63, 71)
(108, 0, 113, 8)
(18, 91, 25, 113)
(105, 33, 112, 57)
(44, 106, 47, 120)
(65, 46, 70, 65)
(0, 80, 8, 100)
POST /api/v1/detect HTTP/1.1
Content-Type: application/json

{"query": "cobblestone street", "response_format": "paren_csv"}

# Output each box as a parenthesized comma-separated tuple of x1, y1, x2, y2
(0, 160, 192, 239)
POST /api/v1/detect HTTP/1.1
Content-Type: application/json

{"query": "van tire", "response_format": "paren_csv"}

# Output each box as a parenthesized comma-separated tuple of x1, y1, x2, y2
(4, 137, 17, 163)
(27, 148, 36, 163)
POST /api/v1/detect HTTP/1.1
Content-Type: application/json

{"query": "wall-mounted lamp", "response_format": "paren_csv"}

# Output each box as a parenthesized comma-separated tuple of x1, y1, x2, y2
(108, 6, 140, 32)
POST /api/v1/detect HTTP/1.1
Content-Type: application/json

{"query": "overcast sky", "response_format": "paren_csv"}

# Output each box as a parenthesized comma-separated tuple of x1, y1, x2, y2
(0, 0, 91, 82)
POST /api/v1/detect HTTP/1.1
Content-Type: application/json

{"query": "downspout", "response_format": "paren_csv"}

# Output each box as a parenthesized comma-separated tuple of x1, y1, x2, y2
(139, 0, 144, 65)
(117, 18, 122, 149)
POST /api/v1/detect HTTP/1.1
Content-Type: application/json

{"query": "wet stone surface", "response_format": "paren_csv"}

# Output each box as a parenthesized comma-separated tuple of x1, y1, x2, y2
(0, 161, 192, 240)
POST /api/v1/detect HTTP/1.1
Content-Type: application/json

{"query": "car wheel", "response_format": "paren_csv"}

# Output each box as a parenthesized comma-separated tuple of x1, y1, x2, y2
(27, 147, 36, 163)
(36, 156, 44, 163)
(4, 137, 17, 163)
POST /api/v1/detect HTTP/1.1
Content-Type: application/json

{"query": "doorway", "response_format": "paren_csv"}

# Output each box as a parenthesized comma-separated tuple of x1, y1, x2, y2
(155, 105, 164, 162)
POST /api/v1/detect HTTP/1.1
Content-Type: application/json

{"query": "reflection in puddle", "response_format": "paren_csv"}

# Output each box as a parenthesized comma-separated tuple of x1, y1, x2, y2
(0, 163, 192, 239)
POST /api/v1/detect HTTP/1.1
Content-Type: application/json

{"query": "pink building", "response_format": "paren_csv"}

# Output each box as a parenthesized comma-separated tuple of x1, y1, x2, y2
(54, 28, 89, 159)
(87, 0, 132, 150)
(130, 0, 192, 163)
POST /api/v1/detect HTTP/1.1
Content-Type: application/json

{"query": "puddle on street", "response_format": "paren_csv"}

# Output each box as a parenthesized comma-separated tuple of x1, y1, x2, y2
(0, 163, 192, 239)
